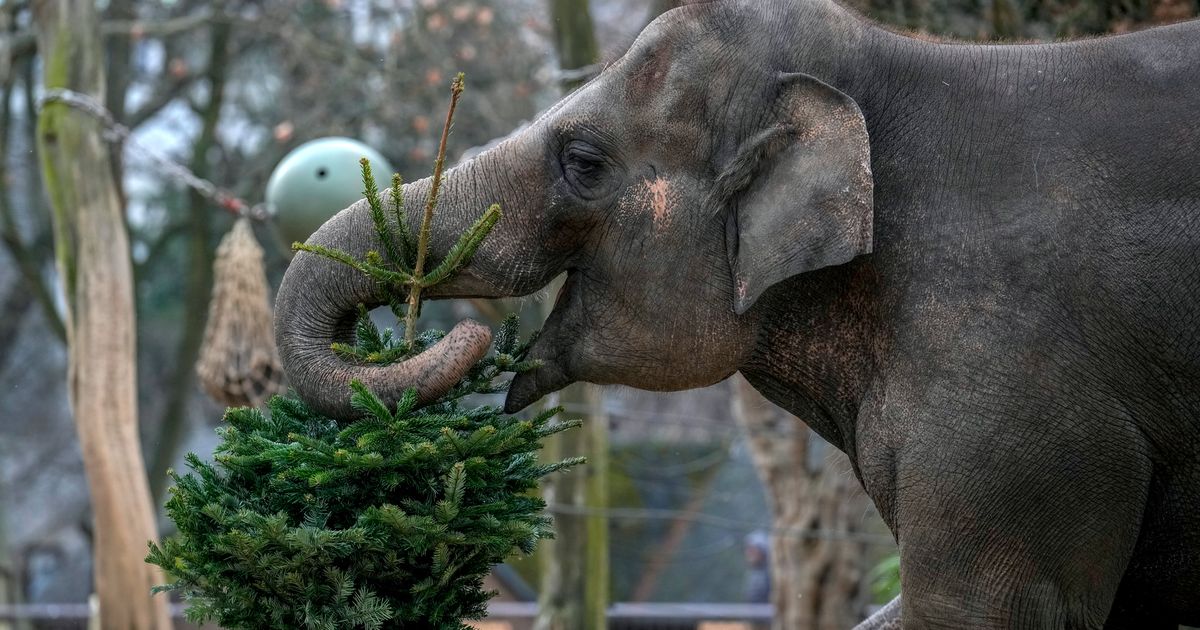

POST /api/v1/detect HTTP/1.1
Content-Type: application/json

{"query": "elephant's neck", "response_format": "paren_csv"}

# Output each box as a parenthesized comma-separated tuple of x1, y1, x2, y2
(739, 259, 882, 462)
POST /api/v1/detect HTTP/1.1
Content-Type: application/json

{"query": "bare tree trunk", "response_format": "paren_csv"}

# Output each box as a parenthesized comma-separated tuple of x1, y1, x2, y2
(33, 1, 172, 627)
(535, 384, 609, 630)
(548, 0, 599, 91)
(0, 503, 32, 630)
(148, 20, 231, 504)
(731, 376, 870, 630)
(535, 3, 608, 629)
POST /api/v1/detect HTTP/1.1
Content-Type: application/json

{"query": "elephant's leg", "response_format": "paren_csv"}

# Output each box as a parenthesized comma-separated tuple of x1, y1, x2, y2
(1102, 579, 1182, 630)
(891, 411, 1153, 629)
(855, 596, 902, 630)
(1102, 612, 1179, 630)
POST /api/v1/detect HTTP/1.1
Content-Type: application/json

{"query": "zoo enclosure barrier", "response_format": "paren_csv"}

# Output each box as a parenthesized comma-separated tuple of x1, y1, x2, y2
(0, 602, 776, 629)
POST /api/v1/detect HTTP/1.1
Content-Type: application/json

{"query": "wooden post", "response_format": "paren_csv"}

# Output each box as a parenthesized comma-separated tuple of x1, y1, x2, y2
(548, 0, 600, 92)
(536, 2, 608, 629)
(582, 385, 610, 627)
(33, 0, 173, 627)
(0, 506, 14, 630)
(533, 318, 609, 630)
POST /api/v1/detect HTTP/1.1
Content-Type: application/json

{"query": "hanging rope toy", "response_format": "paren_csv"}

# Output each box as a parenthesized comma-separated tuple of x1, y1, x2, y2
(195, 217, 284, 407)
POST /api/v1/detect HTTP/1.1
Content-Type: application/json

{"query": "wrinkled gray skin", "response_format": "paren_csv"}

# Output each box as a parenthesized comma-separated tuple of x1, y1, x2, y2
(275, 0, 1200, 626)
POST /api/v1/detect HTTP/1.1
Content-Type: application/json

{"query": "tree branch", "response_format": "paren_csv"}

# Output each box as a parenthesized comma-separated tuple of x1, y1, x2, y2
(0, 57, 66, 343)
(125, 71, 197, 128)
(4, 9, 219, 67)
(132, 219, 190, 285)
(126, 35, 252, 128)
(0, 279, 37, 370)
(101, 9, 216, 39)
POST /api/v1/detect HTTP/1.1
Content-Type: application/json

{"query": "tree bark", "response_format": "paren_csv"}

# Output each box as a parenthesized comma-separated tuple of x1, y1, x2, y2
(536, 2, 608, 629)
(0, 530, 13, 628)
(535, 383, 609, 630)
(548, 0, 600, 91)
(148, 20, 231, 504)
(33, 0, 172, 627)
(731, 376, 870, 630)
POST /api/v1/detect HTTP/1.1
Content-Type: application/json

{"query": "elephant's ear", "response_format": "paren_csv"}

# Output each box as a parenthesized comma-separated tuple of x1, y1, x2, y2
(718, 72, 873, 314)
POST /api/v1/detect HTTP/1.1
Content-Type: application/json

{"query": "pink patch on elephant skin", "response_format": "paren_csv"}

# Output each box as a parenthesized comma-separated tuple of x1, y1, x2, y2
(614, 176, 679, 234)
(646, 177, 675, 232)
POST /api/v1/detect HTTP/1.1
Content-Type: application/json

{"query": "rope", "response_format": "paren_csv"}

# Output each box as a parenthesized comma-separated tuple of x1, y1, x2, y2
(37, 88, 269, 221)
(195, 217, 284, 407)
(37, 89, 281, 407)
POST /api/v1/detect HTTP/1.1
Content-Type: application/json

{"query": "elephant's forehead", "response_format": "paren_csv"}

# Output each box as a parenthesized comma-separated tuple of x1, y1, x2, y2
(607, 9, 722, 90)
(603, 17, 750, 124)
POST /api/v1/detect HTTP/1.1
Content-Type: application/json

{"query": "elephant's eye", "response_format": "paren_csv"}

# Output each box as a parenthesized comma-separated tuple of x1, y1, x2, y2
(561, 140, 616, 200)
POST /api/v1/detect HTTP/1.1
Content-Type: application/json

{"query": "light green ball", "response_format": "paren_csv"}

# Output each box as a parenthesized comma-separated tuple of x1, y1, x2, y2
(266, 137, 394, 246)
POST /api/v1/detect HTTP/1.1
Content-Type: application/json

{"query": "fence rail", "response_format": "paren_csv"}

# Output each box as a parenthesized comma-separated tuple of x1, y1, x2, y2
(0, 602, 774, 622)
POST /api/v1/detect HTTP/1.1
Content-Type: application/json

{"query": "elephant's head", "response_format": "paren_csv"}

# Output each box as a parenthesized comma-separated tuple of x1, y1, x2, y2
(275, 0, 873, 419)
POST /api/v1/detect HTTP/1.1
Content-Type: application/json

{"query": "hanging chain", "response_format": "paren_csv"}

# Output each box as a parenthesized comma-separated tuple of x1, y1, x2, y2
(38, 88, 270, 221)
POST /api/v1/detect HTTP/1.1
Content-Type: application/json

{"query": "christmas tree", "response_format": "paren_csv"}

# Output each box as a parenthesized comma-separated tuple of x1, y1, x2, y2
(147, 74, 580, 629)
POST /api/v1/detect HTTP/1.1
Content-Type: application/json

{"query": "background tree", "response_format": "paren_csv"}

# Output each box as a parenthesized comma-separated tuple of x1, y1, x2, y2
(33, 0, 172, 626)
(732, 376, 874, 629)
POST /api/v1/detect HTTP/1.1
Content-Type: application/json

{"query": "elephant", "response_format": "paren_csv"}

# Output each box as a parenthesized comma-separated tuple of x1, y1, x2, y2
(274, 0, 1200, 627)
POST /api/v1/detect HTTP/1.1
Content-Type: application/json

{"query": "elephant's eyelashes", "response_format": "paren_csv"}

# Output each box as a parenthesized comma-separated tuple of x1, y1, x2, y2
(561, 140, 619, 200)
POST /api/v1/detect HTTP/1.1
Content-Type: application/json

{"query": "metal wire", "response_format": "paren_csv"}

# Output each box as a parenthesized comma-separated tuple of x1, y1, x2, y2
(37, 88, 269, 221)
(547, 502, 896, 546)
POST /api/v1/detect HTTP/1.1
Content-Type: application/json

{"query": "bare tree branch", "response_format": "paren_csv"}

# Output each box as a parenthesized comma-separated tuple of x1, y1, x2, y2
(0, 57, 66, 343)
(131, 220, 190, 285)
(101, 9, 217, 39)
(127, 33, 254, 128)
(4, 9, 219, 67)
(125, 72, 197, 128)
(0, 282, 37, 370)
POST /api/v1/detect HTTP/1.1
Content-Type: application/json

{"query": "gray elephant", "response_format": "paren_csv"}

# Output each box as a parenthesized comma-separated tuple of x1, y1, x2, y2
(274, 0, 1200, 627)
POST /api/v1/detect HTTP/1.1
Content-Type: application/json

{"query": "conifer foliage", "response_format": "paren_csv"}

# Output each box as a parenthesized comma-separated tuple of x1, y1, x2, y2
(147, 74, 580, 629)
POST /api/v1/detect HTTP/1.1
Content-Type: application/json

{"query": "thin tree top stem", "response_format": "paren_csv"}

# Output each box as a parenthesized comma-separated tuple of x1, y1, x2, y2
(413, 73, 464, 282)
(406, 73, 465, 344)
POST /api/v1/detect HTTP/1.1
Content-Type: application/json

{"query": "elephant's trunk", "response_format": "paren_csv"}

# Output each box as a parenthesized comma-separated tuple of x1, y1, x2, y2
(276, 137, 555, 418)
(274, 176, 492, 420)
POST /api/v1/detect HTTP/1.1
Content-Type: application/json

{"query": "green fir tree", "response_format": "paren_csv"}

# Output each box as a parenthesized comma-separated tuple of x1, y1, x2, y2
(147, 74, 580, 629)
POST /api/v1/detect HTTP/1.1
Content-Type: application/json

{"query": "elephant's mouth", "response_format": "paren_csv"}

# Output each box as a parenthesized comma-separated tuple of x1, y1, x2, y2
(503, 271, 581, 412)
(422, 267, 506, 300)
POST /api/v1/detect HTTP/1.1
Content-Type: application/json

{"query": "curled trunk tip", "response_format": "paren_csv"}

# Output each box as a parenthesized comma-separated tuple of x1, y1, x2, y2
(287, 318, 492, 421)
(274, 198, 493, 420)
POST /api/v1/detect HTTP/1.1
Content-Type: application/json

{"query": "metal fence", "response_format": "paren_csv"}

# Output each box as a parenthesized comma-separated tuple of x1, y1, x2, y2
(0, 602, 774, 630)
(479, 603, 773, 629)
